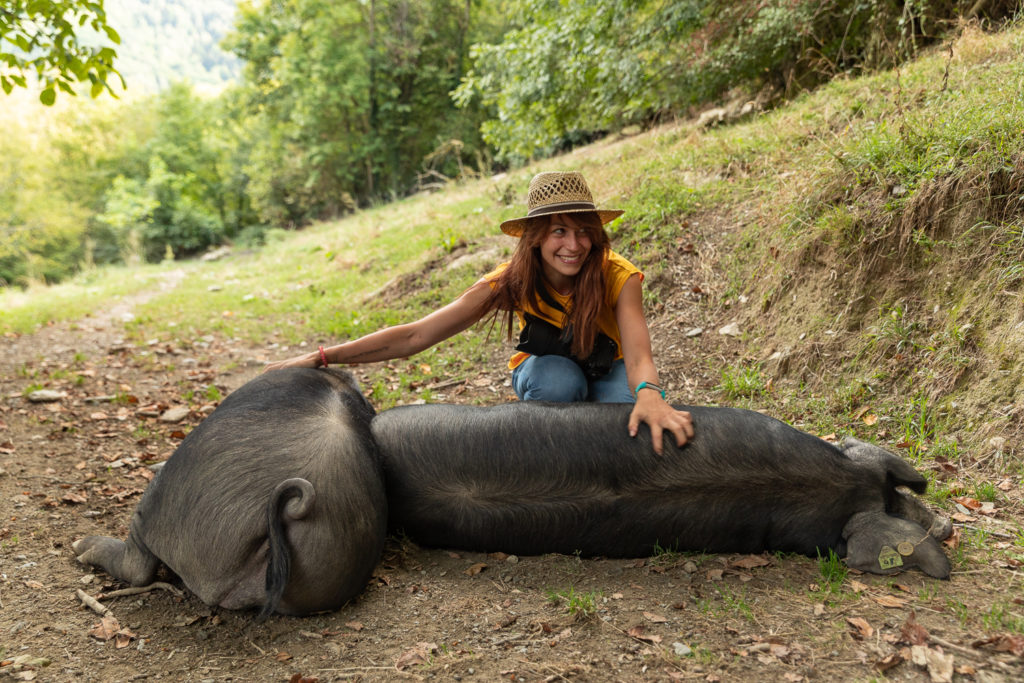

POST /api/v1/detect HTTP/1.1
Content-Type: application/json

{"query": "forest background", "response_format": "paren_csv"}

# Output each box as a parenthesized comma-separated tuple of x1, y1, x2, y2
(2, 0, 1019, 288)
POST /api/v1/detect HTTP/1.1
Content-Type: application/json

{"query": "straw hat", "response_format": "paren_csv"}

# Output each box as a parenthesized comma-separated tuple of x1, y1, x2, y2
(499, 171, 624, 237)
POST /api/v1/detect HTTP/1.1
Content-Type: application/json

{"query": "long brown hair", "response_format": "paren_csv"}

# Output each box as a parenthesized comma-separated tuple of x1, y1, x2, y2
(480, 212, 611, 358)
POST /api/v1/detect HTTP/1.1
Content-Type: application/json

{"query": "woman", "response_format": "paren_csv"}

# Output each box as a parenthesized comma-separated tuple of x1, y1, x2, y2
(265, 171, 693, 454)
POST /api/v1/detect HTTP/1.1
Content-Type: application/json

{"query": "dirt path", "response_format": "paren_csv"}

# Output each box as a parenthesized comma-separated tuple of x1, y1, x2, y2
(2, 251, 1022, 682)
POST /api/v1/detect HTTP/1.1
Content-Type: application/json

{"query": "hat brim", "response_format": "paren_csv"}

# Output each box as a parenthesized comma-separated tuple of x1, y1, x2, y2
(500, 208, 625, 237)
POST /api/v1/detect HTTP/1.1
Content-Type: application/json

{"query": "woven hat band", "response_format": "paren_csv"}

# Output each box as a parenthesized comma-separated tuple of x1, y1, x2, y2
(526, 201, 597, 217)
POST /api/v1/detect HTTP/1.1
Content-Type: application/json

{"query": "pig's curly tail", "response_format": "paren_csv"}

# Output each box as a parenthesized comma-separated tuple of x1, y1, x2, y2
(260, 478, 316, 620)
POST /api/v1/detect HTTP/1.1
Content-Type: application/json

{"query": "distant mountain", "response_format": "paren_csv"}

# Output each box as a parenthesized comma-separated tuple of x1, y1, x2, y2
(103, 0, 241, 95)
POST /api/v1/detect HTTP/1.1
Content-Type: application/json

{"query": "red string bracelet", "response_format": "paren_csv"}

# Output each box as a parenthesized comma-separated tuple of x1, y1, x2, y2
(318, 345, 329, 368)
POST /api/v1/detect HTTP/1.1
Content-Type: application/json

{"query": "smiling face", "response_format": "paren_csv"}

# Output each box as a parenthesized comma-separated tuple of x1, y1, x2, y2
(538, 213, 593, 292)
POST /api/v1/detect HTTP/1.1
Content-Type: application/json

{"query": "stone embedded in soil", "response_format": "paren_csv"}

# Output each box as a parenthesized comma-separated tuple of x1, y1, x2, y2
(673, 642, 693, 657)
(718, 322, 741, 337)
(159, 406, 190, 423)
(26, 389, 67, 403)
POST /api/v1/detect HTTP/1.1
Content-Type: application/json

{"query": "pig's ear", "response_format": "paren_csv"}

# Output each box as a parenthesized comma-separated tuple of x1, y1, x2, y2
(842, 511, 952, 580)
(839, 437, 927, 494)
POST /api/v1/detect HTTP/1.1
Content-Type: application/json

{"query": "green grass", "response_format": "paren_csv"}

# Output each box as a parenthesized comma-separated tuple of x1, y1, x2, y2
(816, 549, 848, 598)
(0, 263, 171, 335)
(546, 586, 601, 619)
(716, 363, 768, 400)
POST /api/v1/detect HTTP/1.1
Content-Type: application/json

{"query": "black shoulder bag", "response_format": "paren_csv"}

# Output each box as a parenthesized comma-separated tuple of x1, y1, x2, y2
(514, 280, 618, 380)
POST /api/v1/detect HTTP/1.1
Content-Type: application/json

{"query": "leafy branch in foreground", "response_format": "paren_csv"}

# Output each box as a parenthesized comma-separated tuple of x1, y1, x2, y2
(0, 0, 124, 104)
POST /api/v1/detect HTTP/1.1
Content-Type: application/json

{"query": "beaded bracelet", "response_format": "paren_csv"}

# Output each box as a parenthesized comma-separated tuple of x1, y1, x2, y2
(318, 345, 329, 368)
(634, 381, 666, 399)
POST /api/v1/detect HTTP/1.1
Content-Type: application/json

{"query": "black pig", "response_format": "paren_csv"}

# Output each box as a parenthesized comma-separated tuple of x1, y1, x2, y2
(372, 402, 951, 579)
(74, 368, 387, 617)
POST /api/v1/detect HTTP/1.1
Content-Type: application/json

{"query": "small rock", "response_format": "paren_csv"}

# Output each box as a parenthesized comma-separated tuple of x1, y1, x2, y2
(718, 322, 741, 337)
(506, 555, 519, 564)
(159, 406, 190, 423)
(672, 642, 692, 657)
(684, 327, 703, 338)
(26, 389, 67, 403)
(682, 560, 698, 573)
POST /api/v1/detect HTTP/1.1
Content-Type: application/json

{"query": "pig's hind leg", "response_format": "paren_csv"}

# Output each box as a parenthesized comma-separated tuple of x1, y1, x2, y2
(891, 487, 953, 541)
(73, 531, 160, 586)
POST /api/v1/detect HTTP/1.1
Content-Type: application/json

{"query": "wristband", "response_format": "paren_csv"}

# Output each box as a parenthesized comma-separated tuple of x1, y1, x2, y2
(318, 346, 329, 368)
(635, 381, 665, 399)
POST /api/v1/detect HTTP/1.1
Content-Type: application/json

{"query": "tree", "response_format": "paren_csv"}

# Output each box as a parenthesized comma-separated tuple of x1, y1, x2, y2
(225, 0, 500, 219)
(0, 0, 123, 104)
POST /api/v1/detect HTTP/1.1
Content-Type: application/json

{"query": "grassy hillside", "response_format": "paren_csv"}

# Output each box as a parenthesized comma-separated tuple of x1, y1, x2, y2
(3, 22, 1022, 477)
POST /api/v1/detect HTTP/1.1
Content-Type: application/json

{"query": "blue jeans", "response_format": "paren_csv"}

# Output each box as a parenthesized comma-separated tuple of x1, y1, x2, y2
(512, 355, 634, 403)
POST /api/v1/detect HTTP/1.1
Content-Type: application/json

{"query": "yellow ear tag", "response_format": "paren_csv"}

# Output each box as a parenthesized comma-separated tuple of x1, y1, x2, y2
(878, 546, 904, 570)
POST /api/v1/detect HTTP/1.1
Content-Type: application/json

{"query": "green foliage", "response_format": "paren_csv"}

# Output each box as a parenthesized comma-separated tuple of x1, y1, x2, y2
(0, 107, 90, 285)
(455, 0, 1006, 162)
(225, 0, 498, 221)
(0, 0, 123, 104)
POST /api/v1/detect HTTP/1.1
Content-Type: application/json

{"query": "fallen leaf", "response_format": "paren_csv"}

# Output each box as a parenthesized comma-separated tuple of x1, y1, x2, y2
(847, 617, 873, 639)
(972, 634, 1024, 657)
(114, 627, 136, 649)
(900, 611, 929, 646)
(62, 492, 87, 504)
(952, 496, 981, 511)
(863, 414, 878, 426)
(875, 651, 904, 672)
(89, 615, 121, 641)
(463, 562, 487, 576)
(275, 651, 292, 662)
(288, 674, 320, 683)
(23, 580, 44, 590)
(872, 594, 909, 609)
(626, 625, 662, 644)
(395, 642, 437, 670)
(344, 621, 364, 632)
(728, 555, 771, 570)
(706, 568, 724, 581)
(848, 579, 870, 592)
(643, 612, 667, 623)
